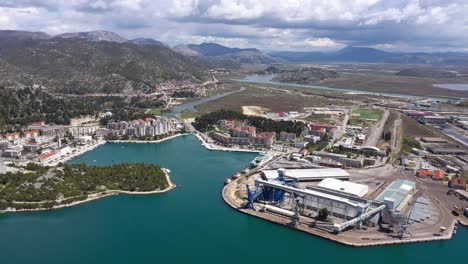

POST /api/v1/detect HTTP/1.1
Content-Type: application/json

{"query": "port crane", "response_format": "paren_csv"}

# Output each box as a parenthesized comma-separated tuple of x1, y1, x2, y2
(245, 184, 263, 210)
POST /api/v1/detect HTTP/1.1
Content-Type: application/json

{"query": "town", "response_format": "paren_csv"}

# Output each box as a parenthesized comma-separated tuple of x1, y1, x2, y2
(0, 115, 183, 169)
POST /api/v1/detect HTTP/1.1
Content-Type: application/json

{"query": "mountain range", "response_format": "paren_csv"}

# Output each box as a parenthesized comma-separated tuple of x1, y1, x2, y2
(269, 46, 468, 66)
(174, 42, 280, 67)
(0, 30, 208, 94)
(2, 29, 468, 96)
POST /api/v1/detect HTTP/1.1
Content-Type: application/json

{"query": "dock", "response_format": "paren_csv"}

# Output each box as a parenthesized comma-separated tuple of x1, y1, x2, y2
(221, 174, 461, 247)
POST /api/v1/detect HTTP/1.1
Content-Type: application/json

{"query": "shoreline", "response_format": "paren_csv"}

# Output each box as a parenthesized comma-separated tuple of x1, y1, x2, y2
(107, 133, 187, 144)
(44, 134, 187, 167)
(0, 169, 176, 214)
(192, 132, 262, 153)
(44, 139, 107, 167)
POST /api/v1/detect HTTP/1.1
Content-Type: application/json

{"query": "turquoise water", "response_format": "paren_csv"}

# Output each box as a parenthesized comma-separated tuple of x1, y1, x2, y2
(0, 135, 466, 264)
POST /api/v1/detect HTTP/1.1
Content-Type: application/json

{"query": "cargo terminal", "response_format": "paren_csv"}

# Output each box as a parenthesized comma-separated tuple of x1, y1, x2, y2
(223, 150, 465, 246)
(241, 166, 418, 235)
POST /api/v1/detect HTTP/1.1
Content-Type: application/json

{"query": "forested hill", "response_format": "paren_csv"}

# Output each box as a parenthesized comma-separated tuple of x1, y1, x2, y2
(0, 30, 209, 94)
(0, 87, 152, 132)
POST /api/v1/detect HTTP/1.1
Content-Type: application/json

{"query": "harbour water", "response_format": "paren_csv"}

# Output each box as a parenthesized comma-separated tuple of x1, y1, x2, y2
(0, 135, 466, 264)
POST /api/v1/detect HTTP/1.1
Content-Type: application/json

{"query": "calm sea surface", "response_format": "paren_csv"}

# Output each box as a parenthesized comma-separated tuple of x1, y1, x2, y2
(0, 135, 466, 264)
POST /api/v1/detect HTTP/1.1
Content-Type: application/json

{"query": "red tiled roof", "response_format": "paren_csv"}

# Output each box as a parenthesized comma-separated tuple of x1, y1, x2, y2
(38, 151, 58, 160)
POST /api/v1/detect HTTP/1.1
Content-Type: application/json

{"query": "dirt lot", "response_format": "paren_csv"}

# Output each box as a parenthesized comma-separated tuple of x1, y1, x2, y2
(242, 106, 269, 117)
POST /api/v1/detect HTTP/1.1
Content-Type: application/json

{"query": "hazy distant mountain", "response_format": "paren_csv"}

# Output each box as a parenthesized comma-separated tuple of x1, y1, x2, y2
(0, 30, 51, 40)
(270, 46, 468, 66)
(174, 42, 280, 66)
(173, 44, 200, 56)
(131, 38, 168, 48)
(0, 31, 208, 94)
(56, 30, 128, 43)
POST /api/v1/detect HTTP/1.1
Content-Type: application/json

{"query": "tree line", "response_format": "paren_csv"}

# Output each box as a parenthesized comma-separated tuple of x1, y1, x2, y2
(193, 110, 306, 136)
(0, 86, 160, 131)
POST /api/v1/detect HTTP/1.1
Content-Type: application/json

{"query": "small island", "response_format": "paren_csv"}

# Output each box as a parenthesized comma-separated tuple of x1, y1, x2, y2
(0, 163, 175, 212)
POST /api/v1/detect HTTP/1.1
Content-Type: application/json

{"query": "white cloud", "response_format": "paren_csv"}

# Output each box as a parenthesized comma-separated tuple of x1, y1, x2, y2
(167, 0, 199, 17)
(303, 37, 345, 49)
(0, 0, 468, 52)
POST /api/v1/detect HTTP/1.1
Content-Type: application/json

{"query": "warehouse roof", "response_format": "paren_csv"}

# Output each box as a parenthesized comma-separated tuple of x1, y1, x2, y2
(256, 179, 368, 208)
(317, 178, 369, 197)
(377, 180, 415, 209)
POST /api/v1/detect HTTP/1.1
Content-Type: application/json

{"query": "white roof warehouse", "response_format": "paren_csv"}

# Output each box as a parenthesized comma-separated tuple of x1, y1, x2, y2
(317, 178, 369, 197)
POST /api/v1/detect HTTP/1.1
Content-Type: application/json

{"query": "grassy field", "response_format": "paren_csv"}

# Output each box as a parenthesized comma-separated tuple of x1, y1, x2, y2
(352, 108, 382, 120)
(179, 110, 200, 119)
(314, 72, 468, 98)
(401, 114, 436, 138)
(147, 108, 163, 116)
(196, 84, 353, 114)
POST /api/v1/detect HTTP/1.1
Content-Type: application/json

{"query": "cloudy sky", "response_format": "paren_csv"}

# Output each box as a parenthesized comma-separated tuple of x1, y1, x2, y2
(0, 0, 467, 52)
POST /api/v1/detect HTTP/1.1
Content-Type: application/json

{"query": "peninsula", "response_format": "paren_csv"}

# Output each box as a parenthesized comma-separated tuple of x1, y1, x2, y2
(0, 163, 175, 213)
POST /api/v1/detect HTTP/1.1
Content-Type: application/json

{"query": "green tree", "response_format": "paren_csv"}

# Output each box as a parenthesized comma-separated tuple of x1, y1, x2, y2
(318, 208, 329, 221)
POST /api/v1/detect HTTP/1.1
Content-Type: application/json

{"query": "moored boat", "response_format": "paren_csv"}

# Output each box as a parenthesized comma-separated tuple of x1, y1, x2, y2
(233, 172, 241, 179)
(250, 154, 272, 168)
(224, 177, 232, 185)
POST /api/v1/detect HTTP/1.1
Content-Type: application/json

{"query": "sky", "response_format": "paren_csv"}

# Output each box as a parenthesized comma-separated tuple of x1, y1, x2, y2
(0, 0, 467, 52)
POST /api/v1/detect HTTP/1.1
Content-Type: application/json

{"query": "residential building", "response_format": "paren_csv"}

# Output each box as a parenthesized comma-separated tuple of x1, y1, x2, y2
(279, 131, 296, 142)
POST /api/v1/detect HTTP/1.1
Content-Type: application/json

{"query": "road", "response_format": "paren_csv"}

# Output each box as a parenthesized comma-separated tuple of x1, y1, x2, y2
(390, 112, 402, 156)
(365, 108, 389, 147)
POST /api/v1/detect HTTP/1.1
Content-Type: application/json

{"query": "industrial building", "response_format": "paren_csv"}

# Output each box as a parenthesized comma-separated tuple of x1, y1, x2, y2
(317, 178, 369, 197)
(420, 137, 448, 143)
(255, 179, 370, 220)
(427, 147, 467, 155)
(421, 116, 447, 124)
(377, 180, 416, 211)
(250, 179, 386, 233)
(261, 168, 350, 182)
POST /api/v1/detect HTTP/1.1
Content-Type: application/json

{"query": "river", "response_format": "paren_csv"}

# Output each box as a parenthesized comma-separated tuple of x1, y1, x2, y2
(0, 135, 466, 264)
(164, 87, 245, 118)
(234, 74, 461, 101)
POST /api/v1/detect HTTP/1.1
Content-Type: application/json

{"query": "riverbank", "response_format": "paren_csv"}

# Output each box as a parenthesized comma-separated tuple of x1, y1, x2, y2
(0, 168, 176, 214)
(107, 133, 187, 144)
